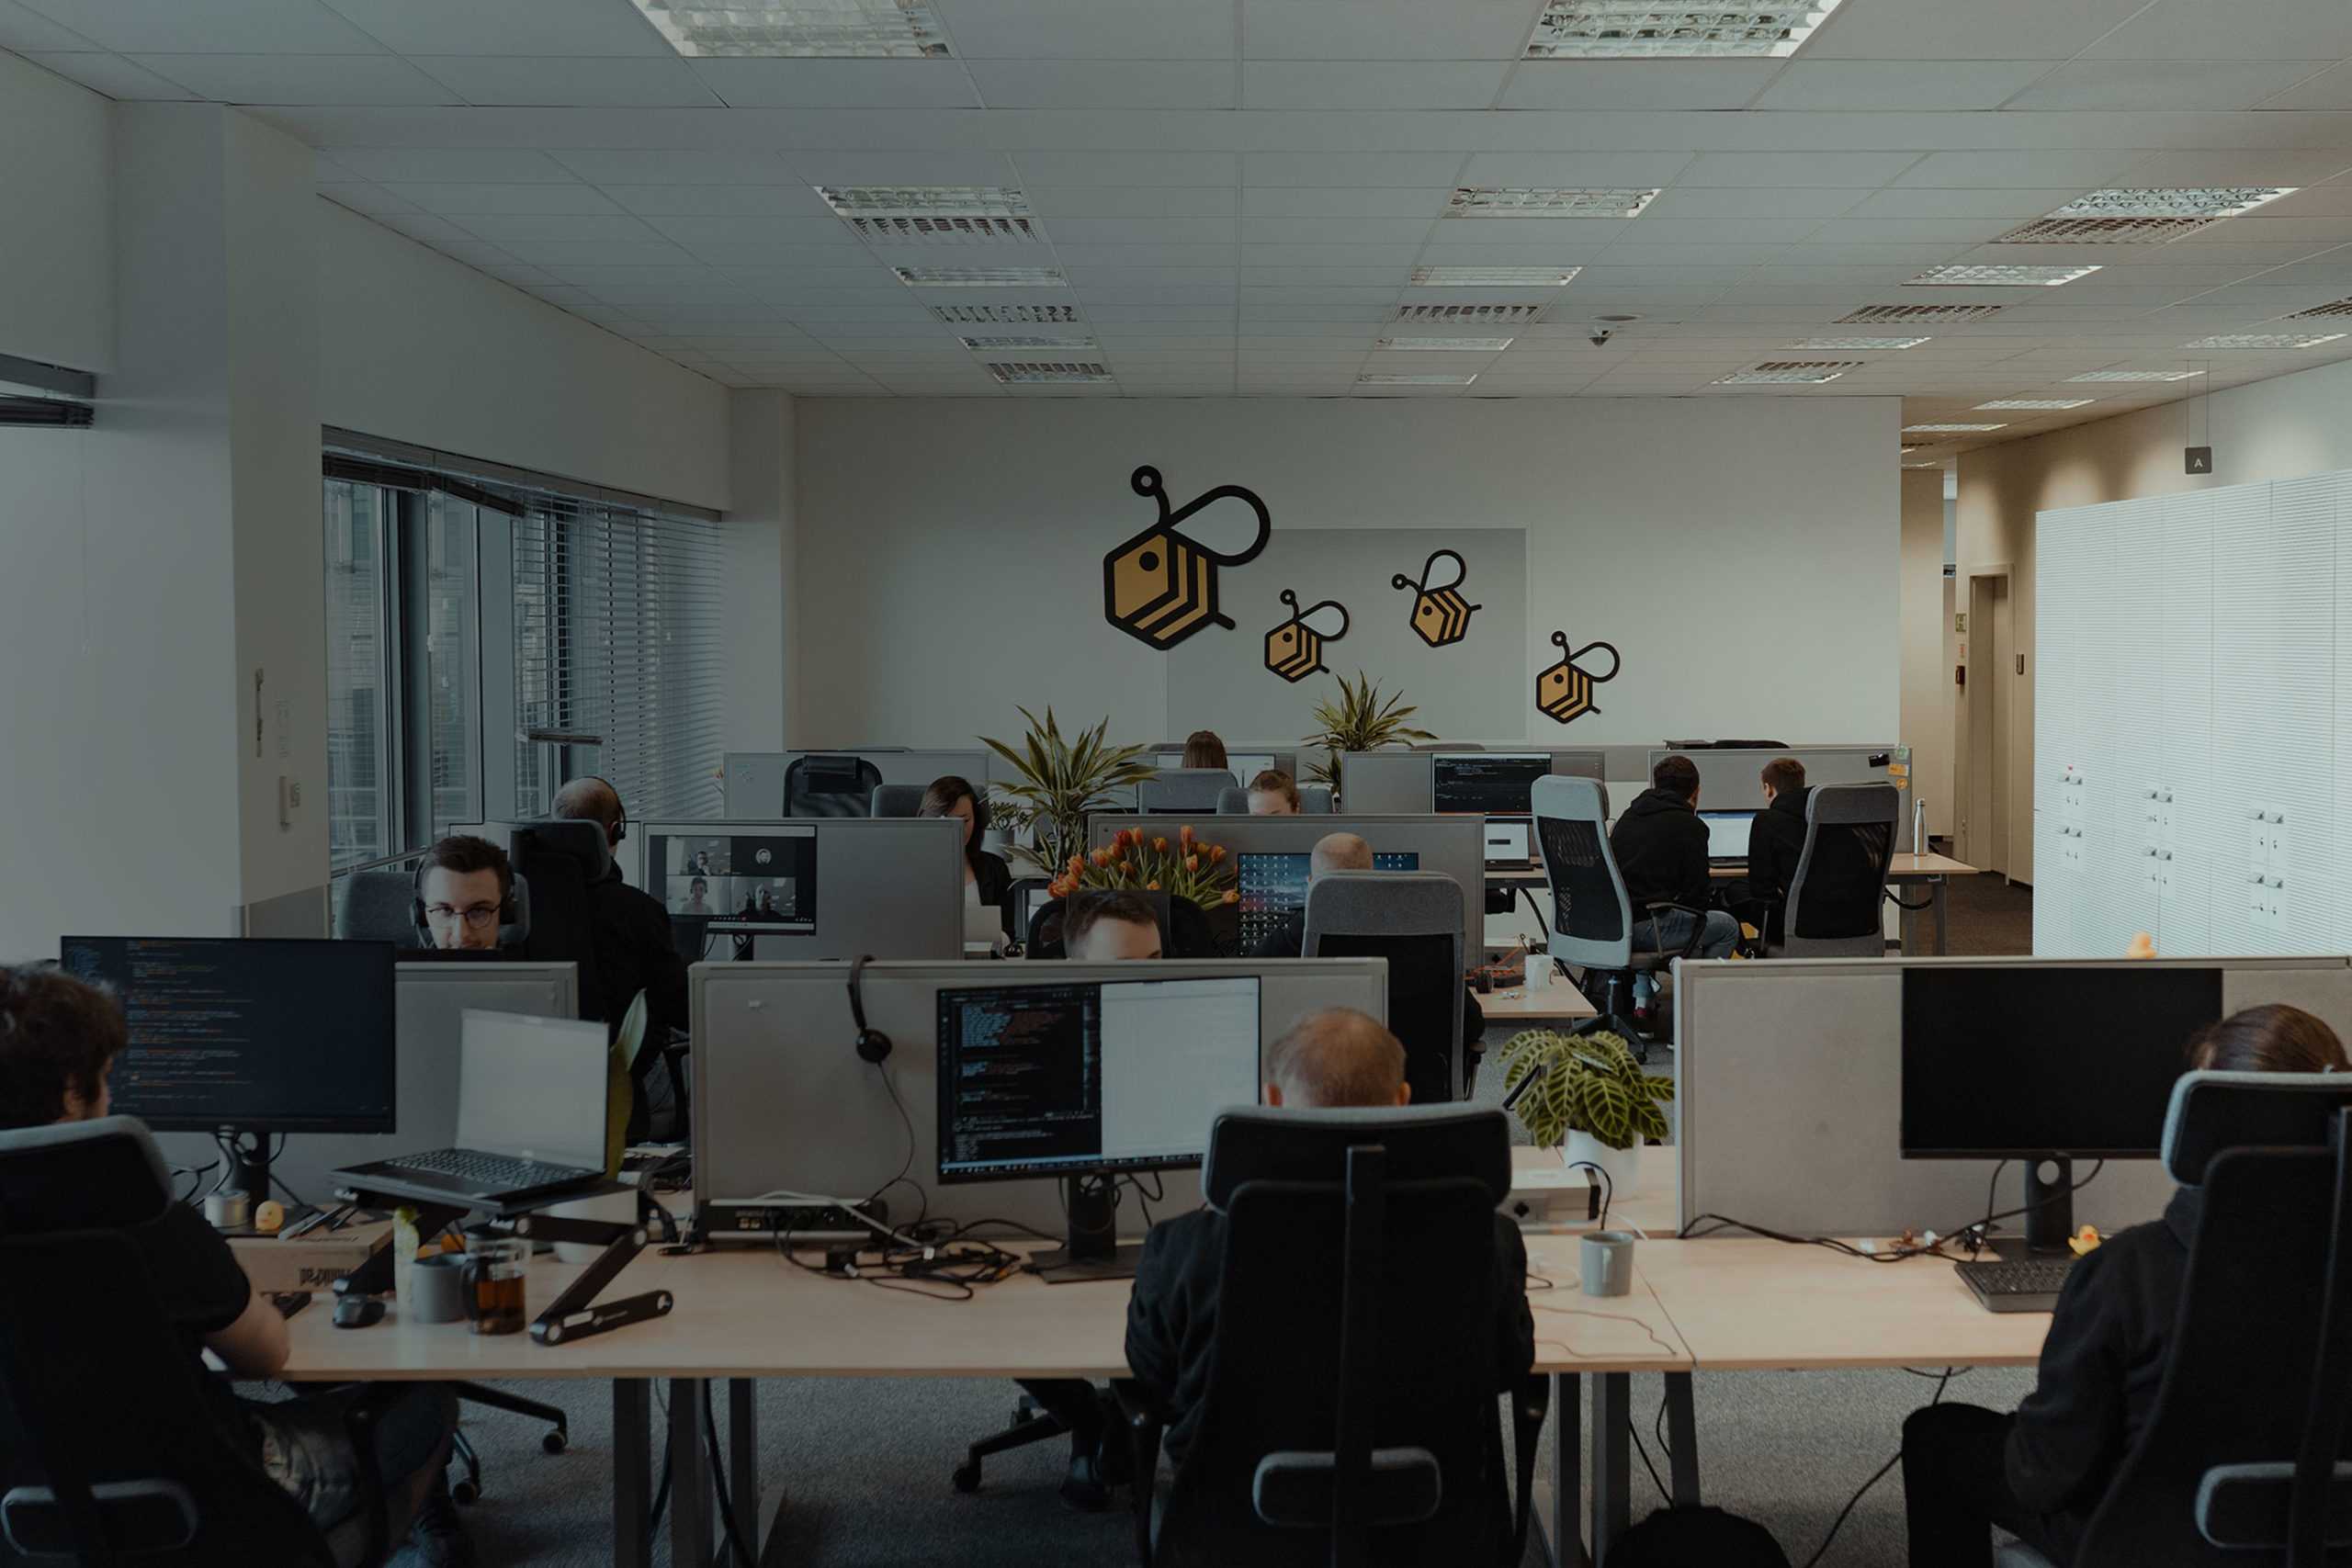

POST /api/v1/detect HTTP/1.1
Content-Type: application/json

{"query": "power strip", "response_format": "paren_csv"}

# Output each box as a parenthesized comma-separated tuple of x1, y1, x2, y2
(707, 1199, 885, 1243)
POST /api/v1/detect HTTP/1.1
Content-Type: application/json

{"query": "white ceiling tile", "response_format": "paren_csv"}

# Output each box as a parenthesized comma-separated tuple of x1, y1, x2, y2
(1245, 152, 1467, 186)
(1243, 61, 1509, 109)
(447, 211, 670, 245)
(1891, 150, 2137, 188)
(601, 184, 838, 219)
(2083, 1, 2352, 61)
(15, 0, 383, 52)
(936, 0, 1232, 58)
(2006, 59, 2329, 112)
(321, 0, 673, 55)
(1748, 59, 2054, 110)
(1240, 186, 1453, 218)
(1030, 186, 1239, 217)
(122, 51, 458, 104)
(0, 0, 94, 51)
(319, 180, 419, 216)
(380, 181, 624, 215)
(21, 50, 198, 98)
(412, 54, 723, 107)
(1802, 0, 2150, 59)
(1244, 0, 1535, 60)
(1675, 151, 1921, 187)
(1050, 217, 1241, 245)
(639, 212, 862, 246)
(689, 59, 980, 108)
(1012, 152, 1234, 186)
(332, 146, 580, 183)
(1499, 60, 1784, 110)
(967, 59, 1234, 108)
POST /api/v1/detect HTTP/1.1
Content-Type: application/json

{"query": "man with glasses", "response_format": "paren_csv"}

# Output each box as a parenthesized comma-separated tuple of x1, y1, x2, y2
(415, 834, 514, 952)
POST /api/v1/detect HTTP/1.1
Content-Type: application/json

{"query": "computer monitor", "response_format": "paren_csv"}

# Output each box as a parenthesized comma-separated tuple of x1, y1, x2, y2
(1233, 850, 1419, 953)
(937, 975, 1262, 1279)
(643, 826, 820, 948)
(1432, 751, 1552, 816)
(1700, 809, 1757, 863)
(58, 936, 398, 1208)
(1900, 965, 2222, 1252)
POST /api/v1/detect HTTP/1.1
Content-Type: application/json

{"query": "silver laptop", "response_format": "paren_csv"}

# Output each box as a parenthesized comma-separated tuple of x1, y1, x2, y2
(1701, 809, 1758, 867)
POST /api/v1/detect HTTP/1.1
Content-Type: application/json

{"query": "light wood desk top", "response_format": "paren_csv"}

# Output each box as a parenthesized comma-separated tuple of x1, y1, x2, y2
(1888, 852, 1977, 877)
(1635, 1237, 2048, 1371)
(1478, 981, 1599, 1022)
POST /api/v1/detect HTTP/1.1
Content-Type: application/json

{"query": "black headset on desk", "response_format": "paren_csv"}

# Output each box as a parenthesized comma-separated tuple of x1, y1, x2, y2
(848, 953, 892, 1064)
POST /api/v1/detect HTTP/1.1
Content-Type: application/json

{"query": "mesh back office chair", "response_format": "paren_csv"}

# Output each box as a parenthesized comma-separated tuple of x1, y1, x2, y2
(1301, 873, 1472, 1104)
(1139, 771, 1238, 814)
(1116, 1107, 1546, 1568)
(335, 870, 533, 951)
(869, 784, 926, 818)
(0, 1119, 409, 1568)
(1994, 1071, 2352, 1568)
(785, 754, 882, 818)
(502, 821, 610, 1023)
(1530, 776, 1692, 1055)
(1772, 783, 1899, 959)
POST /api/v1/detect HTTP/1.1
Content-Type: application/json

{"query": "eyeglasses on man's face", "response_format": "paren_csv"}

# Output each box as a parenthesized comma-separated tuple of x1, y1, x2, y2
(424, 903, 501, 931)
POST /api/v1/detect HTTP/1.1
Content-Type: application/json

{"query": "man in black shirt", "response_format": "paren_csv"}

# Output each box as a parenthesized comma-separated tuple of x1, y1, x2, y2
(0, 966, 470, 1565)
(1609, 754, 1740, 964)
(1125, 1009, 1535, 1470)
(552, 777, 692, 1139)
(1743, 755, 1810, 945)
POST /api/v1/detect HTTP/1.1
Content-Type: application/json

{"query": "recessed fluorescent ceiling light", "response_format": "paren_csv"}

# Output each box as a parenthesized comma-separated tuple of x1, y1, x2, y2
(1784, 335, 1929, 350)
(2065, 368, 2204, 382)
(893, 266, 1065, 287)
(959, 334, 1094, 350)
(1448, 187, 1659, 219)
(1995, 187, 2296, 244)
(2181, 333, 2346, 349)
(1907, 265, 2101, 287)
(988, 362, 1112, 383)
(1905, 423, 2007, 433)
(817, 186, 1040, 243)
(1715, 362, 1860, 383)
(1377, 336, 1513, 351)
(1838, 303, 2005, 324)
(2288, 297, 2352, 320)
(1523, 0, 1845, 57)
(628, 0, 950, 57)
(932, 303, 1080, 323)
(1395, 302, 1549, 323)
(1409, 266, 1580, 287)
(1358, 373, 1477, 385)
(1975, 399, 2094, 410)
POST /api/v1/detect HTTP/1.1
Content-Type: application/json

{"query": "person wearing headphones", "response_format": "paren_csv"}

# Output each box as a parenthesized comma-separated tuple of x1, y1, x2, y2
(550, 778, 690, 1138)
(920, 775, 1011, 915)
(416, 834, 514, 952)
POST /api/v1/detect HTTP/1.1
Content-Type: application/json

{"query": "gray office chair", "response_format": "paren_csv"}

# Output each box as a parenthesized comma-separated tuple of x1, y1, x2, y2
(1993, 1070, 2352, 1568)
(870, 784, 927, 818)
(1139, 770, 1238, 815)
(1301, 784, 1333, 814)
(1770, 782, 1899, 959)
(1216, 787, 1250, 815)
(785, 753, 881, 817)
(336, 866, 532, 950)
(1530, 775, 1692, 1055)
(1301, 872, 1471, 1104)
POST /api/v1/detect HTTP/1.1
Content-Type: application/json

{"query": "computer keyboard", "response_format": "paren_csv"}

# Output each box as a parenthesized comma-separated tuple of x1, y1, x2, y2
(1955, 1256, 2077, 1314)
(395, 1148, 599, 1188)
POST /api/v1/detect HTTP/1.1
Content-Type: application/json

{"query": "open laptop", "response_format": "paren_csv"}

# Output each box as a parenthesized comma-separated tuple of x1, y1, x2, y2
(1483, 816, 1535, 869)
(1700, 809, 1758, 868)
(332, 1010, 609, 1209)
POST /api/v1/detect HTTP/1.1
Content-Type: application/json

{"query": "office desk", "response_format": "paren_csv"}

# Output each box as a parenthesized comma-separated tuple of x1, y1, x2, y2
(1479, 980, 1600, 1024)
(1711, 851, 1978, 956)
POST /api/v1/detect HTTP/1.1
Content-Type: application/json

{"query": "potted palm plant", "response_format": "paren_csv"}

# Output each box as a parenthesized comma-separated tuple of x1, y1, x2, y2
(981, 708, 1160, 880)
(1300, 671, 1434, 801)
(1494, 1029, 1673, 1192)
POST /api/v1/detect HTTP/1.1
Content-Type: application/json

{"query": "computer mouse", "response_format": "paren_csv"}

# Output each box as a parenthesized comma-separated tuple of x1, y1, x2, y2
(332, 1293, 386, 1329)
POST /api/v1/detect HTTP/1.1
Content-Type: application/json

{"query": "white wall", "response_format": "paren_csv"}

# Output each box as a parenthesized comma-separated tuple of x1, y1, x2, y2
(795, 398, 1901, 751)
(722, 389, 794, 751)
(1899, 468, 1954, 838)
(0, 50, 111, 371)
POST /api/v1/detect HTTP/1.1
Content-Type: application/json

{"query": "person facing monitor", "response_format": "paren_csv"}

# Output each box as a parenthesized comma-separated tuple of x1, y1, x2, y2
(1125, 1009, 1534, 1468)
(1246, 769, 1301, 815)
(1742, 756, 1809, 943)
(416, 833, 514, 952)
(1900, 1003, 2349, 1568)
(921, 774, 1011, 915)
(1609, 754, 1739, 994)
(0, 966, 473, 1564)
(551, 776, 690, 1137)
(1065, 889, 1163, 961)
(1180, 731, 1227, 771)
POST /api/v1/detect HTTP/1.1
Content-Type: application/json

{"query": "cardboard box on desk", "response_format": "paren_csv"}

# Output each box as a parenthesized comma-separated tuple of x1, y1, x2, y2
(229, 1222, 394, 1293)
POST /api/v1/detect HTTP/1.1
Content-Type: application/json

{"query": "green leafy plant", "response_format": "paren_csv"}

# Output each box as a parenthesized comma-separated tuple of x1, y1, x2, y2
(1300, 671, 1435, 796)
(1495, 1029, 1674, 1151)
(1057, 823, 1238, 911)
(981, 707, 1160, 879)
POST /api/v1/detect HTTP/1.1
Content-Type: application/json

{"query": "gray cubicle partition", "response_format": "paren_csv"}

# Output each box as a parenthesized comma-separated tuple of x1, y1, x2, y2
(636, 817, 965, 962)
(1647, 745, 1905, 813)
(1333, 750, 1607, 815)
(691, 957, 1389, 1240)
(151, 962, 579, 1207)
(1675, 954, 2352, 1240)
(721, 749, 996, 818)
(1087, 812, 1487, 918)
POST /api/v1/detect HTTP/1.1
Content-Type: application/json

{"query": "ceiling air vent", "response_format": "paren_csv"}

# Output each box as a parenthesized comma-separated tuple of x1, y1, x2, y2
(1713, 361, 1862, 384)
(932, 304, 1081, 324)
(988, 362, 1113, 383)
(1394, 302, 1550, 323)
(1835, 304, 2005, 325)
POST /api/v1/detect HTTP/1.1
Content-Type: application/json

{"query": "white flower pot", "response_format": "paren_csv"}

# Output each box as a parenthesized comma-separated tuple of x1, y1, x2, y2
(1561, 1130, 1643, 1198)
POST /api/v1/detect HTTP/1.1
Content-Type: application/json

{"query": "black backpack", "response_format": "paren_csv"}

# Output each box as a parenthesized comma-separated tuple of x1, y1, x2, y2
(1607, 1505, 1792, 1567)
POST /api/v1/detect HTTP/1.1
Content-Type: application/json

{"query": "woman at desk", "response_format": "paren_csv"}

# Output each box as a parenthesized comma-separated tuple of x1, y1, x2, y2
(1902, 1003, 2348, 1567)
(922, 775, 1011, 914)
(1180, 730, 1227, 771)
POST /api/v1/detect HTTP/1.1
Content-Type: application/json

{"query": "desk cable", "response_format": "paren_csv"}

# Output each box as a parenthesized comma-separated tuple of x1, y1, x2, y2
(1799, 1366, 1958, 1568)
(1679, 1158, 2105, 1262)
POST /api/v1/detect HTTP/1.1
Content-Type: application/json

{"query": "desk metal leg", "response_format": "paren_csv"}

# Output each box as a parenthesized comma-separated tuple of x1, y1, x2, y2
(668, 1378, 713, 1568)
(1593, 1372, 1631, 1562)
(728, 1377, 763, 1556)
(613, 1381, 650, 1568)
(1532, 1372, 1588, 1568)
(1663, 1372, 1700, 1506)
(1931, 875, 1948, 956)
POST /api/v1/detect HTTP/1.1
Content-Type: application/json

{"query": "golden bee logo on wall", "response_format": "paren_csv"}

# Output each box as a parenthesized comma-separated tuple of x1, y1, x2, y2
(1102, 465, 1273, 651)
(1264, 591, 1351, 683)
(1537, 631, 1621, 725)
(1391, 548, 1481, 648)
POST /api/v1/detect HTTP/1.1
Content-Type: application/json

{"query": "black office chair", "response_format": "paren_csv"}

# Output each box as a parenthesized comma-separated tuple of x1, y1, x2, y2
(1995, 1068, 2352, 1568)
(1024, 889, 1219, 960)
(0, 1118, 409, 1568)
(1530, 776, 1693, 1055)
(869, 783, 927, 818)
(500, 819, 612, 1023)
(1300, 872, 1475, 1104)
(1769, 783, 1900, 959)
(785, 754, 882, 817)
(1115, 1106, 1548, 1568)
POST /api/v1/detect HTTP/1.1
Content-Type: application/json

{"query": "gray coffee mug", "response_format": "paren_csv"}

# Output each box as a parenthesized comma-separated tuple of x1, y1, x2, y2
(1581, 1231, 1636, 1298)
(412, 1252, 468, 1325)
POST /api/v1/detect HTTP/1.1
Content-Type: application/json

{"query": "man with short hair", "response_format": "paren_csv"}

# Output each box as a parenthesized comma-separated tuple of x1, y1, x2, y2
(1125, 1009, 1535, 1468)
(1745, 756, 1811, 945)
(550, 777, 690, 1138)
(1246, 768, 1302, 815)
(1063, 888, 1164, 960)
(1609, 754, 1739, 964)
(416, 833, 514, 953)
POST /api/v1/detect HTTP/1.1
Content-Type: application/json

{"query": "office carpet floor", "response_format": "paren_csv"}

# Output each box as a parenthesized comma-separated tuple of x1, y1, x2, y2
(386, 883, 2044, 1567)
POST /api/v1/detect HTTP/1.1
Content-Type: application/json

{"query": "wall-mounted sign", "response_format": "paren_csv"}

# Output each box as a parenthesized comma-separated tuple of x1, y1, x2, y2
(1536, 632, 1621, 725)
(1102, 465, 1273, 650)
(1264, 591, 1350, 682)
(1391, 548, 1481, 648)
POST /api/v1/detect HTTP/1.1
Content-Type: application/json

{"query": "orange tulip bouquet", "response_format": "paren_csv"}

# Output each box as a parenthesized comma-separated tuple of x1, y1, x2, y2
(1047, 824, 1239, 911)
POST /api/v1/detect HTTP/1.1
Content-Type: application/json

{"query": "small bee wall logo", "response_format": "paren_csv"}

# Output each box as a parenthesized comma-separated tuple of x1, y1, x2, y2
(1102, 465, 1274, 651)
(1391, 548, 1481, 648)
(1264, 591, 1351, 683)
(1536, 631, 1621, 725)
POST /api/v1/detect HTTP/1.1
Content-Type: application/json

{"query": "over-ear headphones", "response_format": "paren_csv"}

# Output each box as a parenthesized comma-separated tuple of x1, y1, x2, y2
(848, 954, 892, 1065)
(411, 853, 520, 936)
(578, 775, 628, 847)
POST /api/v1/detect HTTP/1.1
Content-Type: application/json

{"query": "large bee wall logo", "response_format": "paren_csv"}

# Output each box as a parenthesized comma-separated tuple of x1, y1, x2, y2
(1392, 548, 1481, 648)
(1536, 631, 1621, 725)
(1264, 591, 1350, 683)
(1102, 465, 1273, 650)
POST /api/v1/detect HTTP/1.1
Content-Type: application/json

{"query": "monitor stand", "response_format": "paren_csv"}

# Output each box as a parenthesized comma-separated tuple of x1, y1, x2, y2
(1029, 1172, 1143, 1284)
(226, 1126, 274, 1213)
(1985, 1156, 2076, 1259)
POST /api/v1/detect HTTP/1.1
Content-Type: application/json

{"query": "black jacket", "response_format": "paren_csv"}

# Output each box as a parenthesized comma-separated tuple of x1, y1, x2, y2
(969, 847, 1012, 911)
(1125, 1204, 1534, 1469)
(587, 862, 691, 1053)
(2004, 1186, 2200, 1559)
(1745, 786, 1811, 942)
(1608, 788, 1713, 910)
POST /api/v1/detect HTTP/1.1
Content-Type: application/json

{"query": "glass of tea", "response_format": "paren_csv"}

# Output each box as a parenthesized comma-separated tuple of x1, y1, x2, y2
(461, 1231, 528, 1337)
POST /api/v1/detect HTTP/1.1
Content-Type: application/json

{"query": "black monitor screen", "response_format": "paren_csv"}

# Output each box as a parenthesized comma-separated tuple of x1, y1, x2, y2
(1901, 966, 2224, 1159)
(648, 828, 819, 945)
(1234, 851, 1419, 953)
(1433, 752, 1552, 816)
(58, 937, 397, 1134)
(937, 976, 1261, 1181)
